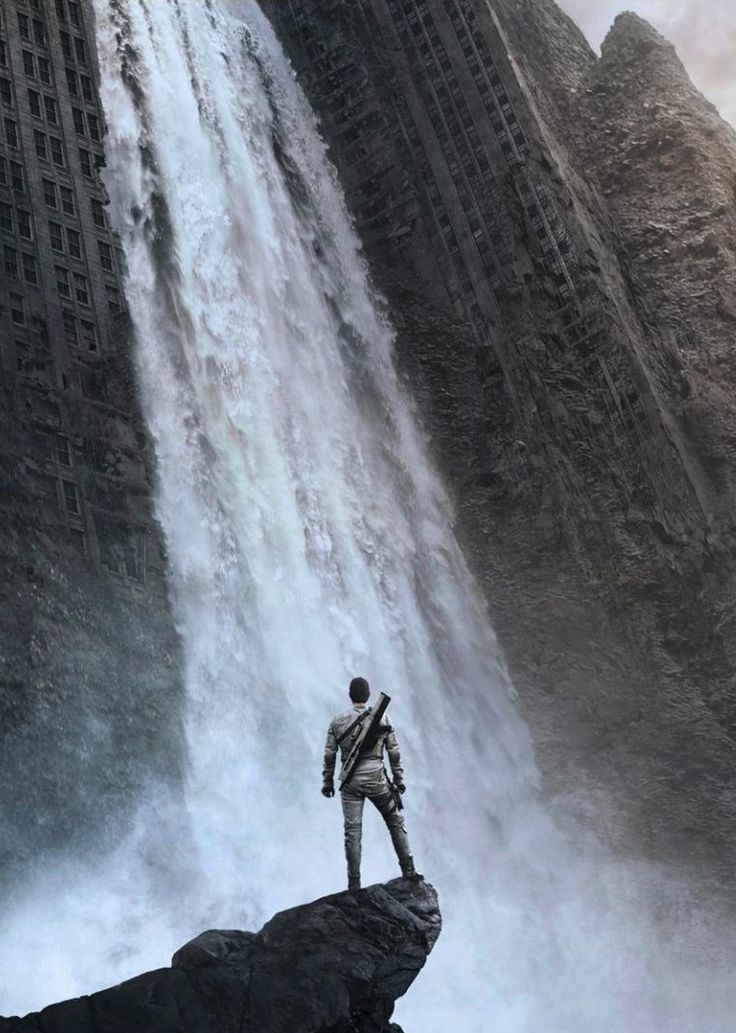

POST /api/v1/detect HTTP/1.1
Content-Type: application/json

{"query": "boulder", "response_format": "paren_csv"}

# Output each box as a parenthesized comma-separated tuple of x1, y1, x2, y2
(0, 878, 440, 1033)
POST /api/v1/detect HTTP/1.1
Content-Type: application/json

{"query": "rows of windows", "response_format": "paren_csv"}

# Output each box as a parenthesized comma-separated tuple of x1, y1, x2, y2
(443, 0, 575, 302)
(386, 0, 503, 295)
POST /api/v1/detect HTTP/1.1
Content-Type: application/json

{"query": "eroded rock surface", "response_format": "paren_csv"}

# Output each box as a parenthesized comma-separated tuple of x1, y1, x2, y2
(0, 879, 440, 1033)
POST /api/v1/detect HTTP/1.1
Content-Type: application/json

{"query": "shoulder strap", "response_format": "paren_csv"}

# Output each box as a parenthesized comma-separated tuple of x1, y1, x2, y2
(336, 708, 371, 746)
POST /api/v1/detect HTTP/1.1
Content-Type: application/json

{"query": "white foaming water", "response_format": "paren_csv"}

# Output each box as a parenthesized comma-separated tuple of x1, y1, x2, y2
(1, 1, 735, 1029)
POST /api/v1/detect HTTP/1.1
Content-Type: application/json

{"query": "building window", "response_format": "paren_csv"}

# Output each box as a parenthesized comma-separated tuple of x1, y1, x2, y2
(78, 147, 92, 178)
(62, 480, 80, 514)
(68, 2, 81, 29)
(50, 137, 64, 166)
(106, 285, 121, 314)
(74, 272, 89, 304)
(62, 308, 77, 343)
(34, 130, 48, 160)
(68, 528, 85, 552)
(4, 246, 18, 277)
(0, 201, 12, 233)
(10, 161, 24, 192)
(60, 30, 72, 61)
(56, 265, 70, 298)
(38, 57, 51, 85)
(43, 178, 58, 208)
(49, 220, 63, 252)
(10, 292, 25, 325)
(72, 106, 85, 135)
(22, 252, 37, 285)
(18, 13, 31, 40)
(66, 68, 78, 96)
(0, 41, 6, 68)
(57, 436, 72, 466)
(28, 89, 42, 118)
(81, 319, 98, 352)
(98, 239, 113, 273)
(0, 77, 12, 106)
(33, 19, 47, 47)
(80, 74, 93, 102)
(0, 157, 5, 186)
(17, 209, 32, 240)
(74, 37, 87, 65)
(23, 49, 37, 76)
(66, 227, 81, 259)
(44, 95, 57, 124)
(87, 113, 101, 142)
(5, 118, 18, 148)
(60, 185, 74, 216)
(91, 197, 106, 228)
(55, 0, 67, 22)
(16, 341, 31, 373)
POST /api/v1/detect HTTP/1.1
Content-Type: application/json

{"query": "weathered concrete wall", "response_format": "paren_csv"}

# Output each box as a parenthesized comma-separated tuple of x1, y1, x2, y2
(263, 0, 736, 885)
(0, 0, 183, 875)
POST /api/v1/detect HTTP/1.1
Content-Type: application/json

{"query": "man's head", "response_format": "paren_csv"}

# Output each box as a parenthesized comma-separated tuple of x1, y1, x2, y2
(349, 676, 370, 703)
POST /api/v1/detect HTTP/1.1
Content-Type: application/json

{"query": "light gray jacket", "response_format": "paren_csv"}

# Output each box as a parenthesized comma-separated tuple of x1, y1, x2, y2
(322, 703, 405, 786)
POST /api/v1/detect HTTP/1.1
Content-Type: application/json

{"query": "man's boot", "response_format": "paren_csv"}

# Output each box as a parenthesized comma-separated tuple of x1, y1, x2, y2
(348, 875, 361, 891)
(400, 856, 424, 881)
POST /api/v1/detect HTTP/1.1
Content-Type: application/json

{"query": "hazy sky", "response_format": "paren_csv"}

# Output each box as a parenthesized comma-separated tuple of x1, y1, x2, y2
(557, 1, 736, 127)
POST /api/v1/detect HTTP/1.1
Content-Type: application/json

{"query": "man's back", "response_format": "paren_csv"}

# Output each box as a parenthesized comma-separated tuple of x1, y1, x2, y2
(325, 704, 400, 776)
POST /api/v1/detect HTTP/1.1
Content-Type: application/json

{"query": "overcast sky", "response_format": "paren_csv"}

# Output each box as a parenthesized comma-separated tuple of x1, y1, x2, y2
(557, 1, 736, 127)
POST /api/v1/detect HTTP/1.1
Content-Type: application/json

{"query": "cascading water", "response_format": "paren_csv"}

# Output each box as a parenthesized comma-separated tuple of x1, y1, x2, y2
(1, 1, 735, 1030)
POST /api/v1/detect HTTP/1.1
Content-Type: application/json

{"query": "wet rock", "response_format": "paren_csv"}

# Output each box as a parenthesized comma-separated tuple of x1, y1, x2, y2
(0, 878, 440, 1033)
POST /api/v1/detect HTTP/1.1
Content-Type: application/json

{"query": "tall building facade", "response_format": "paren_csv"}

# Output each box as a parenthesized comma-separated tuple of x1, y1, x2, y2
(0, 0, 181, 872)
(265, 0, 736, 873)
(0, 0, 157, 577)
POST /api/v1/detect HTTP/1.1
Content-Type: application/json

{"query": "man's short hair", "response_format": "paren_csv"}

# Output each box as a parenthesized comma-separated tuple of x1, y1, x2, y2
(349, 677, 370, 703)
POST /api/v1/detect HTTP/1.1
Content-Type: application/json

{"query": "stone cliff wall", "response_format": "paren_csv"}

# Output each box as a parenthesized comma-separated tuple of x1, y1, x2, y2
(263, 0, 736, 885)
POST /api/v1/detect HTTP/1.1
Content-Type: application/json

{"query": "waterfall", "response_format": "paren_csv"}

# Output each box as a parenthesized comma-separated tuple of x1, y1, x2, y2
(0, 2, 734, 1030)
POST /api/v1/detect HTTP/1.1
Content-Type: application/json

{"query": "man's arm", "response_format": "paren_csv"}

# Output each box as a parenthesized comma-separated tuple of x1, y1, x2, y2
(322, 721, 338, 797)
(385, 724, 405, 791)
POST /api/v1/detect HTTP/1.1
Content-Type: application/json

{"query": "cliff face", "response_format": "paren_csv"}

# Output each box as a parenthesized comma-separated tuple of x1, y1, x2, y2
(0, 879, 440, 1033)
(264, 0, 736, 882)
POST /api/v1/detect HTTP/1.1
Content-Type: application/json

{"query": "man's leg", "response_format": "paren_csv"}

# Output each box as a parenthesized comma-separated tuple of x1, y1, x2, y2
(366, 778, 420, 878)
(340, 785, 365, 890)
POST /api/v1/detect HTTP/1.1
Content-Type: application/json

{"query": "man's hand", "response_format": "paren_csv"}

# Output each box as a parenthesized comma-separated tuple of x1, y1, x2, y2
(395, 782, 406, 795)
(322, 784, 335, 798)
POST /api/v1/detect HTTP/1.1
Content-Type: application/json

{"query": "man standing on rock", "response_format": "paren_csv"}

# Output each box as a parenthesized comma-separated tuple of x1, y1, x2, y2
(322, 676, 422, 891)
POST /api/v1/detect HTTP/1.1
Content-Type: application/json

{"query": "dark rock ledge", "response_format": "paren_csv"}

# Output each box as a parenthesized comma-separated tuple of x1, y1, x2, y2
(0, 878, 440, 1033)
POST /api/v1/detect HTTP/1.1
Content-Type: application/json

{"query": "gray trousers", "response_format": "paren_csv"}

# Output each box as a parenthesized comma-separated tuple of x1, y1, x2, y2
(340, 766, 413, 880)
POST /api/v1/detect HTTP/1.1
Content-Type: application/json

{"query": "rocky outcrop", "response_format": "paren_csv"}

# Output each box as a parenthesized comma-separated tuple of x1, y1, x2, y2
(0, 879, 440, 1033)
